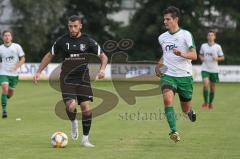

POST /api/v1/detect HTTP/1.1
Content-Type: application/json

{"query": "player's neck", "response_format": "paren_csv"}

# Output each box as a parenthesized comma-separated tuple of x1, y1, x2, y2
(208, 41, 215, 46)
(168, 26, 180, 34)
(70, 32, 82, 38)
(3, 42, 12, 47)
(76, 32, 81, 38)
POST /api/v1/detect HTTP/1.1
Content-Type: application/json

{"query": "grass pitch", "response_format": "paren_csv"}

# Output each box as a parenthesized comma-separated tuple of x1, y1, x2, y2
(0, 81, 239, 159)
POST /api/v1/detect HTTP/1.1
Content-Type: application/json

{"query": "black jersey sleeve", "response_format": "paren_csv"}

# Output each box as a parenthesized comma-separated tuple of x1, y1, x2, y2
(88, 38, 102, 55)
(50, 38, 61, 55)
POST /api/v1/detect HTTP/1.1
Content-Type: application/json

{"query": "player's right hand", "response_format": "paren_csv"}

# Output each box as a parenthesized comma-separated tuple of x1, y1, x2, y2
(33, 72, 41, 84)
(98, 70, 105, 79)
(173, 48, 182, 56)
(199, 56, 205, 62)
(155, 66, 161, 77)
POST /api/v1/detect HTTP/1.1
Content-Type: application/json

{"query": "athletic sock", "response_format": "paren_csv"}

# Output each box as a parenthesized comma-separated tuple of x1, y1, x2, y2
(203, 89, 209, 104)
(1, 94, 7, 113)
(165, 107, 177, 133)
(82, 113, 92, 136)
(82, 135, 88, 141)
(66, 108, 77, 121)
(209, 92, 215, 104)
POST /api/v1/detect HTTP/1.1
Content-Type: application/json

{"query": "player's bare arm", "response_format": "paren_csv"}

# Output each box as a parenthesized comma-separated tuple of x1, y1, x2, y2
(98, 52, 108, 79)
(213, 55, 225, 61)
(199, 54, 204, 62)
(33, 52, 54, 82)
(12, 56, 25, 72)
(173, 47, 197, 60)
(155, 57, 163, 77)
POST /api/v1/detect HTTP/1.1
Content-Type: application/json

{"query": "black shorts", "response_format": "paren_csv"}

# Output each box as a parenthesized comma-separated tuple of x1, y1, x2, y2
(60, 70, 93, 105)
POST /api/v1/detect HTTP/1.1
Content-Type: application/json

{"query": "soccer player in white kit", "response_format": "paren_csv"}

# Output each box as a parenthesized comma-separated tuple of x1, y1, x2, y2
(199, 30, 224, 109)
(155, 6, 197, 142)
(0, 31, 25, 118)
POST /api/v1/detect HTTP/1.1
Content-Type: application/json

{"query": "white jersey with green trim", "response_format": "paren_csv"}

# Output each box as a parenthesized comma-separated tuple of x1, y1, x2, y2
(0, 43, 25, 76)
(158, 29, 196, 77)
(200, 43, 224, 73)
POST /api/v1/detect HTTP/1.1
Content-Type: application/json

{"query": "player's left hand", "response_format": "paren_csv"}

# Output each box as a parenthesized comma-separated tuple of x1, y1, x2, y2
(10, 67, 18, 73)
(98, 70, 105, 79)
(173, 48, 182, 56)
(213, 56, 218, 61)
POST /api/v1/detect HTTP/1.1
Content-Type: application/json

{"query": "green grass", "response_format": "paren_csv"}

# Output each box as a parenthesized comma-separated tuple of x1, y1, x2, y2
(0, 81, 240, 159)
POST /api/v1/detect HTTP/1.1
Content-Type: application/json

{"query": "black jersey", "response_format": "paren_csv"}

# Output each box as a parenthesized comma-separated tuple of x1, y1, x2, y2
(50, 33, 102, 80)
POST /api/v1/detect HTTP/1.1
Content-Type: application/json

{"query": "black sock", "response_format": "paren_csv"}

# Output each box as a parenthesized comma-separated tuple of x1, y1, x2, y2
(82, 113, 92, 136)
(66, 108, 77, 121)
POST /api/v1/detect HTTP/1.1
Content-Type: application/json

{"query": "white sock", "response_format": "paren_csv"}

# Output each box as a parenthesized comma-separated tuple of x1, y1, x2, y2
(82, 135, 88, 141)
(71, 120, 78, 126)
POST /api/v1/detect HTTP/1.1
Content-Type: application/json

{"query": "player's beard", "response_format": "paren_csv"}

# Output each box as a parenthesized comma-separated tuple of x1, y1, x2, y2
(70, 31, 81, 38)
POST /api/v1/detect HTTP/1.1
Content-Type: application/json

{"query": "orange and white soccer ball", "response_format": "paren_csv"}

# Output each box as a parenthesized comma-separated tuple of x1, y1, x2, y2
(51, 131, 68, 148)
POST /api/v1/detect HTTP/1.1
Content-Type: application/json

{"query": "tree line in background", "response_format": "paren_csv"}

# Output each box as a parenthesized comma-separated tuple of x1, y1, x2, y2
(1, 0, 240, 64)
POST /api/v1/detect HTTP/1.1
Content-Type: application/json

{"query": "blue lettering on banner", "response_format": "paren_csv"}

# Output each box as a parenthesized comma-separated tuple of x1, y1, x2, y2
(20, 64, 48, 75)
(111, 65, 151, 76)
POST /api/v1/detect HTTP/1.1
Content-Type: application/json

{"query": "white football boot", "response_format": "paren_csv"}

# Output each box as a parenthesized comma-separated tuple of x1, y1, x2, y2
(71, 119, 79, 141)
(81, 135, 95, 148)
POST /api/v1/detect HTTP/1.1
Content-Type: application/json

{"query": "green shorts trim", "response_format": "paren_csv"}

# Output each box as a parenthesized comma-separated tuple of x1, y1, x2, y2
(201, 71, 219, 83)
(160, 74, 193, 101)
(0, 75, 19, 89)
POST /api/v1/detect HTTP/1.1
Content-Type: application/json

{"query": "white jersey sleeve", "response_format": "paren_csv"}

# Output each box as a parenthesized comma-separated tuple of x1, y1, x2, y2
(217, 45, 224, 56)
(184, 31, 196, 49)
(16, 44, 25, 57)
(199, 44, 204, 55)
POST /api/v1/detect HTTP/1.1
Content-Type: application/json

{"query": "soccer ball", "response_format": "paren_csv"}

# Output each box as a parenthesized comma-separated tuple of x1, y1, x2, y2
(51, 131, 68, 148)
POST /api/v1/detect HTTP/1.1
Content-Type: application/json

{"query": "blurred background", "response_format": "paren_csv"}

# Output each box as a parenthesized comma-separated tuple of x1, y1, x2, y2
(0, 0, 239, 64)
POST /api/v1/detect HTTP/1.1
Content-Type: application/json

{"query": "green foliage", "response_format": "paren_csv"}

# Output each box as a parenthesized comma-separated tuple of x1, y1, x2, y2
(10, 0, 121, 62)
(8, 0, 240, 64)
(119, 0, 240, 64)
(10, 0, 66, 62)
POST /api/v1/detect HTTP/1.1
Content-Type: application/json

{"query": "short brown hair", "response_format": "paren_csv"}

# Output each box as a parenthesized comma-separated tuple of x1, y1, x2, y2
(2, 30, 13, 37)
(163, 6, 181, 19)
(68, 15, 82, 23)
(208, 30, 216, 35)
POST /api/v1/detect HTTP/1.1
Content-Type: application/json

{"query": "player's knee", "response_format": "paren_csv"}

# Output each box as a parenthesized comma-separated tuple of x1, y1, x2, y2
(163, 91, 174, 106)
(210, 89, 215, 93)
(66, 99, 76, 112)
(203, 80, 209, 88)
(203, 83, 209, 89)
(210, 83, 215, 91)
(2, 87, 9, 94)
(163, 98, 173, 106)
(82, 106, 92, 116)
(82, 110, 92, 119)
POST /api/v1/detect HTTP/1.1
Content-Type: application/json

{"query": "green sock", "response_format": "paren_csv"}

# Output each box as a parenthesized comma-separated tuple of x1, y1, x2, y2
(165, 107, 177, 133)
(1, 94, 8, 113)
(209, 92, 215, 104)
(203, 89, 209, 104)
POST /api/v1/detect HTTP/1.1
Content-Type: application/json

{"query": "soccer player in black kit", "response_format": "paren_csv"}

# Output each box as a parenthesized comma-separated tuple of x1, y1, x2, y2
(33, 15, 108, 147)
